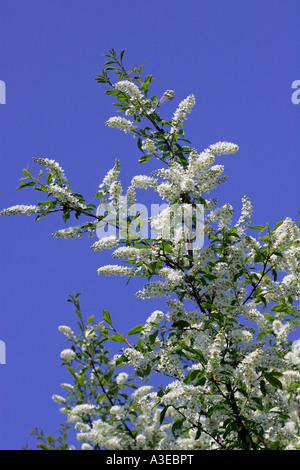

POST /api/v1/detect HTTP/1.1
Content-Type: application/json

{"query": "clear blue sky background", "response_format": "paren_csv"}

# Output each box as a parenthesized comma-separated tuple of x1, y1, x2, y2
(0, 0, 299, 450)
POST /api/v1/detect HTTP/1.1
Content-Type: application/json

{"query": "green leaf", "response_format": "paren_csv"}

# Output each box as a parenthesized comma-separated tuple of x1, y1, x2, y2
(270, 304, 285, 313)
(127, 324, 144, 336)
(108, 334, 126, 343)
(171, 418, 185, 436)
(148, 330, 159, 345)
(47, 172, 53, 184)
(159, 406, 168, 424)
(249, 225, 267, 230)
(62, 209, 70, 223)
(264, 372, 283, 390)
(93, 191, 104, 199)
(17, 181, 35, 189)
(137, 137, 143, 151)
(138, 154, 152, 164)
(22, 168, 31, 178)
(260, 380, 267, 396)
(183, 369, 201, 385)
(102, 309, 112, 326)
(120, 49, 126, 61)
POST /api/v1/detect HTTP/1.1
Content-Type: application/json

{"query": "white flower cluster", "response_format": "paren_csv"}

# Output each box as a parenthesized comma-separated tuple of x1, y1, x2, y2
(60, 349, 76, 363)
(46, 183, 85, 209)
(105, 116, 137, 134)
(206, 203, 234, 229)
(285, 339, 300, 366)
(108, 180, 122, 203)
(53, 222, 95, 239)
(97, 265, 133, 276)
(272, 217, 299, 249)
(135, 280, 169, 299)
(52, 394, 66, 405)
(0, 204, 39, 216)
(131, 175, 157, 189)
(33, 157, 67, 183)
(99, 159, 120, 191)
(206, 329, 226, 377)
(208, 141, 239, 156)
(29, 68, 300, 450)
(115, 372, 128, 386)
(235, 195, 253, 232)
(58, 325, 75, 339)
(91, 235, 119, 252)
(141, 138, 156, 154)
(161, 90, 175, 102)
(131, 141, 239, 206)
(60, 383, 74, 392)
(236, 348, 263, 388)
(146, 310, 164, 325)
(171, 94, 195, 133)
(158, 267, 184, 287)
(126, 186, 136, 207)
(112, 246, 156, 263)
(114, 80, 143, 101)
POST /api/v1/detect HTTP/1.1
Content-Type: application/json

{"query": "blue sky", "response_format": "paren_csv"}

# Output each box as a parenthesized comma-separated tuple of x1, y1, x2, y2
(0, 0, 299, 450)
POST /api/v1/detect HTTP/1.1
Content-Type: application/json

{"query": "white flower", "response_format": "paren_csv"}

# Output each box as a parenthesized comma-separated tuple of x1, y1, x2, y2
(52, 394, 66, 404)
(146, 310, 164, 325)
(105, 116, 137, 134)
(91, 235, 119, 252)
(58, 325, 74, 339)
(97, 265, 133, 276)
(75, 423, 91, 432)
(131, 386, 154, 400)
(0, 204, 39, 216)
(208, 141, 239, 156)
(33, 157, 67, 183)
(160, 90, 175, 101)
(99, 159, 120, 190)
(115, 372, 128, 385)
(187, 150, 215, 176)
(81, 443, 93, 450)
(272, 217, 299, 248)
(53, 226, 80, 239)
(126, 186, 136, 207)
(114, 80, 143, 101)
(69, 404, 96, 417)
(171, 94, 195, 133)
(60, 349, 76, 363)
(141, 138, 156, 154)
(236, 348, 263, 387)
(159, 267, 184, 286)
(235, 196, 252, 230)
(60, 383, 74, 392)
(58, 325, 75, 339)
(207, 203, 234, 228)
(46, 183, 85, 209)
(53, 222, 95, 239)
(131, 175, 157, 189)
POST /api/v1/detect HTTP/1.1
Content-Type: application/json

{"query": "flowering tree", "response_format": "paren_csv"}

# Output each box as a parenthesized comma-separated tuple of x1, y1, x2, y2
(2, 49, 300, 450)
